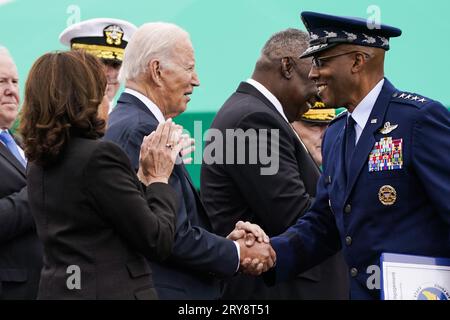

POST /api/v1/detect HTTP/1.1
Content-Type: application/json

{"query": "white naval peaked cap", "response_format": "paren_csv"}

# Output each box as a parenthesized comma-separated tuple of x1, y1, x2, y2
(59, 18, 137, 62)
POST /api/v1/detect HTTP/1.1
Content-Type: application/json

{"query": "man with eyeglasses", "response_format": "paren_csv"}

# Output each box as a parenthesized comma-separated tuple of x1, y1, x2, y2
(261, 12, 450, 299)
(201, 28, 348, 300)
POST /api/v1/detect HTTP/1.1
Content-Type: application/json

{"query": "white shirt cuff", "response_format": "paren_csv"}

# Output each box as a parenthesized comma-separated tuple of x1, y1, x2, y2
(233, 240, 240, 273)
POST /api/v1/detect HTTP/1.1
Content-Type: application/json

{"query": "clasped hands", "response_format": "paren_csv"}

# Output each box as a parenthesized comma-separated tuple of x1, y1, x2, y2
(138, 121, 275, 275)
(138, 119, 195, 185)
(227, 221, 276, 276)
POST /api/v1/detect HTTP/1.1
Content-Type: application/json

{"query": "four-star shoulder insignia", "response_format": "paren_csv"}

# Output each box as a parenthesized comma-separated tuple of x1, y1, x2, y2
(392, 92, 428, 104)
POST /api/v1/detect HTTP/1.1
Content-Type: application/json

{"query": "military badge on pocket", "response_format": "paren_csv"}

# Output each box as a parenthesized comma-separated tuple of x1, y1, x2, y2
(378, 185, 397, 205)
(368, 137, 403, 172)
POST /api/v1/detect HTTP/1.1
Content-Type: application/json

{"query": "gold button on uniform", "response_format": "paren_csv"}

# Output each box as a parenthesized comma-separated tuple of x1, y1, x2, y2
(350, 268, 358, 277)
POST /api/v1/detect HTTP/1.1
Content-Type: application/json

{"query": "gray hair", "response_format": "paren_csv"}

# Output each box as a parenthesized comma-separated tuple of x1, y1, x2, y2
(261, 28, 310, 60)
(119, 22, 190, 82)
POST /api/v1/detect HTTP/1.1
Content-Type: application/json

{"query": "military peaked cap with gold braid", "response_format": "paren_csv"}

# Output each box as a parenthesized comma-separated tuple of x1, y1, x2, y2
(59, 18, 137, 63)
(301, 102, 337, 123)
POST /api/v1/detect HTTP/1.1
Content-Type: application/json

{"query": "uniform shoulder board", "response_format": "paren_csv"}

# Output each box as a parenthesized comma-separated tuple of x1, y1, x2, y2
(391, 91, 433, 108)
(329, 110, 348, 125)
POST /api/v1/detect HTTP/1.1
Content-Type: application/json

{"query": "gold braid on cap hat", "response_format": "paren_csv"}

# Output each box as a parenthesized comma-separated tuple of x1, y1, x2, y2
(302, 102, 335, 121)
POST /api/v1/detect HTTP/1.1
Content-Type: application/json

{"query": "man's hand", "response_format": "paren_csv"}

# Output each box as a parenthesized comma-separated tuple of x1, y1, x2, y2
(138, 119, 184, 185)
(178, 134, 195, 165)
(237, 239, 276, 276)
(226, 221, 269, 246)
(227, 221, 274, 275)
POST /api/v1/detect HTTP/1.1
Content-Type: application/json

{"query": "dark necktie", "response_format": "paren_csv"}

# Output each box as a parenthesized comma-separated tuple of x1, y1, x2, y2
(0, 130, 26, 168)
(345, 116, 356, 175)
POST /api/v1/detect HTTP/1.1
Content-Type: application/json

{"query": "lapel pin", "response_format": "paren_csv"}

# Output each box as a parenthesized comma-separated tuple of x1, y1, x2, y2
(371, 119, 378, 124)
(379, 121, 398, 134)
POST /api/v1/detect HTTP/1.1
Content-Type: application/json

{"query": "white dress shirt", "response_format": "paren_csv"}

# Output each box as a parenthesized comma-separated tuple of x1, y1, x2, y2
(349, 79, 384, 145)
(124, 88, 165, 123)
(246, 79, 309, 152)
(246, 78, 290, 124)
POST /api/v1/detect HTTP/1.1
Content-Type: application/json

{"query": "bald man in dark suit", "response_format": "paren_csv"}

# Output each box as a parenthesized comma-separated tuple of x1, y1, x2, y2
(201, 29, 348, 299)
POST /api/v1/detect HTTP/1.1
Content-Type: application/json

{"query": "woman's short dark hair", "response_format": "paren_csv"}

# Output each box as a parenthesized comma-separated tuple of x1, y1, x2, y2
(20, 50, 107, 166)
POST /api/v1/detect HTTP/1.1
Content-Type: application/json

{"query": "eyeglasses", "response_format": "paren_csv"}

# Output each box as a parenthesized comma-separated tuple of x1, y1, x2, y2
(312, 51, 371, 68)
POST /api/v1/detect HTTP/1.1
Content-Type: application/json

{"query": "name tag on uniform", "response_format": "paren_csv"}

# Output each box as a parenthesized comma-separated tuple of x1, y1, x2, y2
(368, 137, 403, 172)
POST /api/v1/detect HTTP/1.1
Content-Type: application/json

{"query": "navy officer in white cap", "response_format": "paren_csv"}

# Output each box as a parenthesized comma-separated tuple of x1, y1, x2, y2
(258, 11, 450, 299)
(60, 18, 137, 120)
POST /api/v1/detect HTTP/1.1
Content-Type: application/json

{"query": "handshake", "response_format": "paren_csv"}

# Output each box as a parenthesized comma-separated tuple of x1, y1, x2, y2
(227, 221, 276, 276)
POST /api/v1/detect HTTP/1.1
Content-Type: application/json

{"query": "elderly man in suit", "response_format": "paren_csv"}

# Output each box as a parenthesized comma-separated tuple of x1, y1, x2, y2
(264, 11, 450, 300)
(200, 29, 348, 299)
(0, 47, 42, 299)
(104, 22, 275, 299)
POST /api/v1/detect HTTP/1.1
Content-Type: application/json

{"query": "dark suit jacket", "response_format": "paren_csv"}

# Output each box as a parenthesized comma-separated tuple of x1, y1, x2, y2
(27, 137, 177, 299)
(0, 133, 42, 299)
(271, 79, 450, 299)
(201, 82, 349, 299)
(105, 92, 239, 299)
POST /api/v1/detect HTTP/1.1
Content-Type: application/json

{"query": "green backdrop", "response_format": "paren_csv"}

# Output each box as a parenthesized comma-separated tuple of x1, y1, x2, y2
(1, 0, 449, 187)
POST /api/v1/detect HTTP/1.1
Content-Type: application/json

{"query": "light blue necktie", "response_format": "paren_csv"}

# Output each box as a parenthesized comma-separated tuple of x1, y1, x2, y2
(0, 130, 26, 168)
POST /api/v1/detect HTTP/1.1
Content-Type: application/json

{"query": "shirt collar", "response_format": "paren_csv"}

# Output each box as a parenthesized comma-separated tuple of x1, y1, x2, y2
(246, 78, 289, 123)
(124, 88, 165, 124)
(350, 78, 384, 130)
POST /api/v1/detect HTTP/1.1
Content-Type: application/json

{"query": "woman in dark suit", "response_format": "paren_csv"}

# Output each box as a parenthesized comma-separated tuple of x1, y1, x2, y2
(19, 50, 184, 299)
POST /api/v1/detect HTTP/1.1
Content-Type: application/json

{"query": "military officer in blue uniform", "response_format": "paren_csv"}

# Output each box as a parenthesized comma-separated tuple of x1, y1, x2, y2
(267, 11, 450, 299)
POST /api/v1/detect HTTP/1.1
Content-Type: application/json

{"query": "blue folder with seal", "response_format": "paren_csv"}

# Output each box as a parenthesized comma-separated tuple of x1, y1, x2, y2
(381, 253, 450, 300)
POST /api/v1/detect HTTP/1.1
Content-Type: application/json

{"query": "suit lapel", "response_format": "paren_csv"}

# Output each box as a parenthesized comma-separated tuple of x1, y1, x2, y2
(177, 162, 213, 229)
(179, 162, 197, 192)
(179, 163, 207, 211)
(117, 92, 160, 123)
(237, 81, 323, 180)
(236, 82, 292, 130)
(0, 143, 26, 177)
(344, 79, 396, 201)
(236, 81, 307, 149)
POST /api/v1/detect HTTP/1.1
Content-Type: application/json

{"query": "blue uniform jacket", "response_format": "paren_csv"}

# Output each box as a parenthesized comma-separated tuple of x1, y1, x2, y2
(104, 93, 238, 299)
(271, 79, 450, 299)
